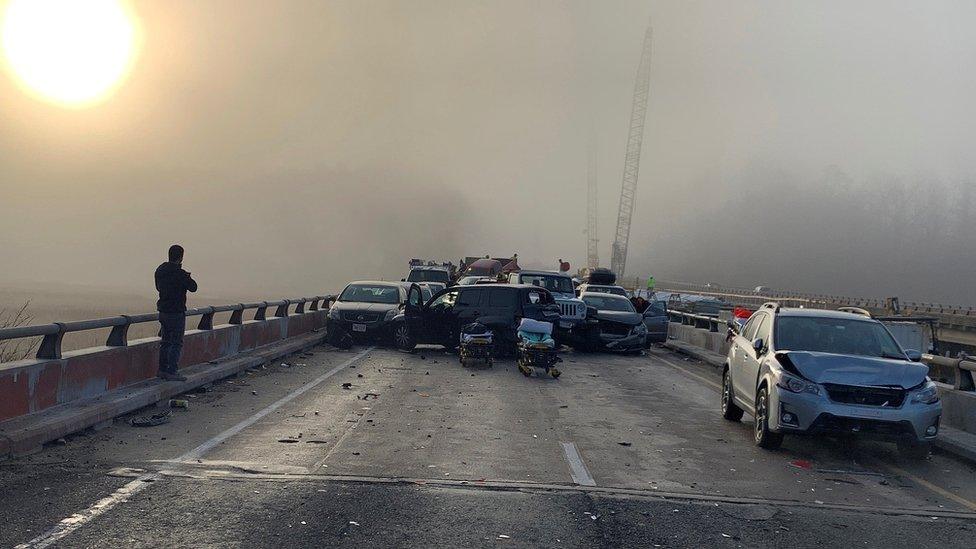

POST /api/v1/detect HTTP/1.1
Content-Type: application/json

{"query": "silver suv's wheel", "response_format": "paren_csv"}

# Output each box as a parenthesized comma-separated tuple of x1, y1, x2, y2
(721, 368, 744, 421)
(754, 386, 784, 449)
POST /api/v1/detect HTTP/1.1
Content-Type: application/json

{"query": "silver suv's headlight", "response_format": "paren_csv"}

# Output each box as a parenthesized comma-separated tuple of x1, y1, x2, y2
(776, 372, 821, 395)
(328, 307, 340, 320)
(911, 382, 940, 405)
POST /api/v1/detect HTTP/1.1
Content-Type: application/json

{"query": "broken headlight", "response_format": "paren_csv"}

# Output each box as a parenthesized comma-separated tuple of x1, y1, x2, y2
(776, 372, 820, 395)
(911, 382, 940, 405)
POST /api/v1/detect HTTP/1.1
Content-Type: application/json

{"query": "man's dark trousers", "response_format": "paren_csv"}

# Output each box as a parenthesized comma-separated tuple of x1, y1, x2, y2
(158, 312, 186, 374)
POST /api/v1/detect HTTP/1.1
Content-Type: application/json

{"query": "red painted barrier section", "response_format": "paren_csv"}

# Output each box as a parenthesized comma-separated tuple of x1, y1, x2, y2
(0, 311, 328, 423)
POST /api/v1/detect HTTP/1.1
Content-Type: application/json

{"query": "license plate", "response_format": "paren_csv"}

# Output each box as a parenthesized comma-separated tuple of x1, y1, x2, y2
(848, 409, 883, 419)
(559, 321, 573, 329)
(352, 324, 367, 333)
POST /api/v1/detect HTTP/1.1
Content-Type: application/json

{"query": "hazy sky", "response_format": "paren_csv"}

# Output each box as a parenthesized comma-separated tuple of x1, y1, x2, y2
(1, 1, 974, 304)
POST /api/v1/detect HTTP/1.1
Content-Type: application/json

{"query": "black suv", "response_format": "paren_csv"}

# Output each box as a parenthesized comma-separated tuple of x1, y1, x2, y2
(394, 283, 560, 351)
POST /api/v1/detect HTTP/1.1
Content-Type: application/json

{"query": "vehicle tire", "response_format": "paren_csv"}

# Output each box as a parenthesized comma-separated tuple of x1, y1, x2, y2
(897, 439, 931, 460)
(721, 368, 744, 422)
(754, 386, 784, 450)
(392, 323, 415, 352)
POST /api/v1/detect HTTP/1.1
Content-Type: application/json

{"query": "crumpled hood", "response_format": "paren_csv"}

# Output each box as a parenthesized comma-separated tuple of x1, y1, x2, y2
(593, 310, 642, 326)
(333, 302, 399, 315)
(777, 351, 928, 388)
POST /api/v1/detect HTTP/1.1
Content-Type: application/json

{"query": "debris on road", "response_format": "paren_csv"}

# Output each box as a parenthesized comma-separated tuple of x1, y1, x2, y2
(169, 399, 189, 408)
(251, 390, 258, 396)
(618, 441, 632, 447)
(498, 534, 510, 539)
(788, 459, 813, 470)
(130, 410, 172, 427)
(342, 382, 353, 389)
(278, 439, 300, 443)
(349, 521, 360, 526)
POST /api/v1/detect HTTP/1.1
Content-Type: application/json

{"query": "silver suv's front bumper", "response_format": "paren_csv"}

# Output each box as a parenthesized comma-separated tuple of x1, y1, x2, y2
(769, 386, 942, 442)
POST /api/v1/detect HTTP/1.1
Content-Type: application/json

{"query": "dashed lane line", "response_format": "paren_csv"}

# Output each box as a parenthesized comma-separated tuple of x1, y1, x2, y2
(14, 347, 375, 549)
(561, 442, 597, 486)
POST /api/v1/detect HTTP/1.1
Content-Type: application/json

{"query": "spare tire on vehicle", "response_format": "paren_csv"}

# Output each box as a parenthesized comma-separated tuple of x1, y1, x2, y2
(586, 268, 616, 285)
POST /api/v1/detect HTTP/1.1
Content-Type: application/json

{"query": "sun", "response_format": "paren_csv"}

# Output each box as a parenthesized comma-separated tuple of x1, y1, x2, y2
(1, 0, 139, 107)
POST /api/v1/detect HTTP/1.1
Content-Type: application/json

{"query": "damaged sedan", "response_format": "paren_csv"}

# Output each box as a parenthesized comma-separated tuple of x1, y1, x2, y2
(722, 304, 941, 457)
(576, 293, 647, 353)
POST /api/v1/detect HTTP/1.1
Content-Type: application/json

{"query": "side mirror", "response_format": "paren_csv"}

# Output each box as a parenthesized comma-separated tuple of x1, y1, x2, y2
(905, 349, 922, 362)
(752, 338, 765, 354)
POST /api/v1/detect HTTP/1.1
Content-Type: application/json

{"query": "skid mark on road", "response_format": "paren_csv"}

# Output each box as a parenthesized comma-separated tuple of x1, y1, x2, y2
(561, 442, 596, 486)
(15, 347, 374, 549)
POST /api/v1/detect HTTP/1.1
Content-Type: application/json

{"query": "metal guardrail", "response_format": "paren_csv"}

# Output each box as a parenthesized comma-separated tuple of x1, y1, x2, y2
(923, 354, 976, 391)
(668, 310, 723, 332)
(0, 296, 335, 362)
(656, 280, 976, 319)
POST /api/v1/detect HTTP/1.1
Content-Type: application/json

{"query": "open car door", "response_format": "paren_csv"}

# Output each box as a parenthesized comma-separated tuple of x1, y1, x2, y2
(405, 283, 426, 343)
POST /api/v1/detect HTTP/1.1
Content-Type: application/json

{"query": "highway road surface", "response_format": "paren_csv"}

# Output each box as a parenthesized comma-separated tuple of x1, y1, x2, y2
(2, 344, 975, 548)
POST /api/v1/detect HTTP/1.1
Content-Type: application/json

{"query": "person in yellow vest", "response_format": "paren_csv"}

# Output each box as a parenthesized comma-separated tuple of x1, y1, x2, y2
(646, 275, 655, 294)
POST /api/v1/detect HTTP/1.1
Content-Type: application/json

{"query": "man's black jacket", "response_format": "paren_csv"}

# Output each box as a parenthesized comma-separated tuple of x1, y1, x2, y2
(155, 262, 198, 313)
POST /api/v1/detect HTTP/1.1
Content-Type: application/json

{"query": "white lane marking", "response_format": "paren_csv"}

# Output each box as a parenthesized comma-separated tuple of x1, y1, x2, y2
(561, 442, 596, 486)
(15, 347, 375, 549)
(650, 353, 723, 390)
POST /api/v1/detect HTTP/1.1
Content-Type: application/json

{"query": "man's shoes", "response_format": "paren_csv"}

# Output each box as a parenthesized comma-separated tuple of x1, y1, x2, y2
(157, 371, 188, 382)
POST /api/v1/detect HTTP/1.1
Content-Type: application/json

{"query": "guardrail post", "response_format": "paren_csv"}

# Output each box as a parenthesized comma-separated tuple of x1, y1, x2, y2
(197, 307, 215, 330)
(37, 323, 65, 360)
(106, 316, 130, 347)
(957, 353, 975, 391)
(254, 302, 268, 321)
(295, 299, 306, 314)
(274, 300, 290, 318)
(230, 304, 245, 325)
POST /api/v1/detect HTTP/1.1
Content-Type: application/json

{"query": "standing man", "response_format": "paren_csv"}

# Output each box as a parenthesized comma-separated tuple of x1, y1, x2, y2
(646, 275, 656, 295)
(155, 244, 197, 381)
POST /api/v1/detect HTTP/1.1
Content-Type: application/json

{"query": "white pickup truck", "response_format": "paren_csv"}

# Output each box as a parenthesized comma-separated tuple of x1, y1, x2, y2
(507, 270, 587, 329)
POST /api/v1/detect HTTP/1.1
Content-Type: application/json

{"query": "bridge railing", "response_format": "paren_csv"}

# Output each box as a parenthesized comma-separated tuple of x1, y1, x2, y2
(924, 354, 976, 391)
(667, 310, 724, 333)
(0, 296, 334, 363)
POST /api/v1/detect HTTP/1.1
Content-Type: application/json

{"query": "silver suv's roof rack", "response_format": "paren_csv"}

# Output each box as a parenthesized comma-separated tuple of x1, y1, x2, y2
(761, 301, 781, 313)
(837, 306, 872, 317)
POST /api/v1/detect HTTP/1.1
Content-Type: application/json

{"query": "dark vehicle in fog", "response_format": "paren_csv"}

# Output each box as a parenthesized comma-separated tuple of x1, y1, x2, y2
(395, 283, 560, 352)
(642, 300, 669, 345)
(668, 293, 726, 316)
(405, 266, 452, 284)
(577, 293, 646, 353)
(328, 281, 409, 344)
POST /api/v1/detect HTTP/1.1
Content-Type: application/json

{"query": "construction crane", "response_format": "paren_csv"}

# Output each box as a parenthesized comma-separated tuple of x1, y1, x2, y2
(609, 21, 653, 278)
(585, 133, 599, 270)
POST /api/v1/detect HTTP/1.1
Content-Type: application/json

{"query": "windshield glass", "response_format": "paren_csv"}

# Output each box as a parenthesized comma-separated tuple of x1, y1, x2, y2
(774, 316, 905, 359)
(407, 269, 450, 283)
(520, 274, 574, 294)
(587, 286, 627, 297)
(583, 295, 636, 313)
(338, 284, 401, 304)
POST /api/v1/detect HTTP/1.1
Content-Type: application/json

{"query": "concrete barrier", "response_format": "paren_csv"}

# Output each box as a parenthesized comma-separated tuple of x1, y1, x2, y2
(0, 298, 331, 425)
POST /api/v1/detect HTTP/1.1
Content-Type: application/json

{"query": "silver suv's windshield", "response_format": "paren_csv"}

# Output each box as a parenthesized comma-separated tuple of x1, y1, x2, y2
(774, 316, 905, 359)
(519, 274, 574, 294)
(338, 284, 400, 304)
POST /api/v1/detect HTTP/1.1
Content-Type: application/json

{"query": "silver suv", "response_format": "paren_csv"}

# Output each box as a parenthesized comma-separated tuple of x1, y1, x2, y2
(722, 304, 941, 457)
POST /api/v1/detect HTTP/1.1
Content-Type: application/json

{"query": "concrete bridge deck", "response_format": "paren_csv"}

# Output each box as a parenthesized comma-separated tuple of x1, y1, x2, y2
(3, 345, 975, 548)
